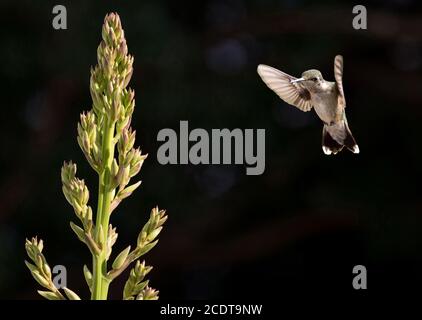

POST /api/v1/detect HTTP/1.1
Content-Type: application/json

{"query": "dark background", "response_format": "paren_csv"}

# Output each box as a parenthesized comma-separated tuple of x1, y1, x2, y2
(0, 0, 421, 299)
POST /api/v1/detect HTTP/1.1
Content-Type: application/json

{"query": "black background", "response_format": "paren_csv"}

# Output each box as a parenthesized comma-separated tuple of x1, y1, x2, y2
(0, 0, 421, 299)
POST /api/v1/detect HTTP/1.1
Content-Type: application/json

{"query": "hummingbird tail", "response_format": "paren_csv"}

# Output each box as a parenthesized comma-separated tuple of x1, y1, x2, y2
(322, 125, 343, 155)
(343, 121, 359, 154)
(322, 121, 359, 155)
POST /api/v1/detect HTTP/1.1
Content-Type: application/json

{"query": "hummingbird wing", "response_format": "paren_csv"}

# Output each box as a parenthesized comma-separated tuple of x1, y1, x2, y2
(334, 55, 346, 108)
(257, 64, 313, 112)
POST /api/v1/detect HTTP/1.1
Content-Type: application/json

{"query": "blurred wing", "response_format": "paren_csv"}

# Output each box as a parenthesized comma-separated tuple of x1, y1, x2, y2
(257, 64, 313, 112)
(334, 55, 346, 108)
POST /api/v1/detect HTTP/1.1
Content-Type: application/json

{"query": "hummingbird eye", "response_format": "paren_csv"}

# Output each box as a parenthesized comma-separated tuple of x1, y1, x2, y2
(312, 77, 318, 82)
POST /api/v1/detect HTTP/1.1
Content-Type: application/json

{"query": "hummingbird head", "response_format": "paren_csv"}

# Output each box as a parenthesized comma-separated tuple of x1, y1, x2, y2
(301, 69, 323, 81)
(291, 69, 324, 91)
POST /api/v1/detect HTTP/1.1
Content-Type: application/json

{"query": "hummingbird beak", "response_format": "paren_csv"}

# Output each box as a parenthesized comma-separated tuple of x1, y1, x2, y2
(291, 77, 305, 83)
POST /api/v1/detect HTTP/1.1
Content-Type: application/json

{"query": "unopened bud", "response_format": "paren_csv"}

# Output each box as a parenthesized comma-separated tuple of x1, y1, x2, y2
(112, 245, 131, 270)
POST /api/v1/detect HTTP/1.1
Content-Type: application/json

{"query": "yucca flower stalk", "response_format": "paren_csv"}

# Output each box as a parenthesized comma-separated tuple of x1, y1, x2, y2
(25, 12, 167, 300)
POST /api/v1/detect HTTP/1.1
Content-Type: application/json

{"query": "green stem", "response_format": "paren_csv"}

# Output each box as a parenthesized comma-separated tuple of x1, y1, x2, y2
(91, 117, 116, 300)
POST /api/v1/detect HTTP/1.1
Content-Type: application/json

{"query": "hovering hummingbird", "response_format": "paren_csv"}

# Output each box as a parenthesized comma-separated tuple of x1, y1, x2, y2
(257, 55, 359, 155)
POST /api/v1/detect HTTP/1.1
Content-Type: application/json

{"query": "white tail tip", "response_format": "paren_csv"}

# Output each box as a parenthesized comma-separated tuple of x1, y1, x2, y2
(352, 145, 360, 154)
(323, 146, 332, 155)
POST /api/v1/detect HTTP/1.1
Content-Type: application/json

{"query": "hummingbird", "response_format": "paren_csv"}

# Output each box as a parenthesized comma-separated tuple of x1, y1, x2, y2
(257, 55, 359, 155)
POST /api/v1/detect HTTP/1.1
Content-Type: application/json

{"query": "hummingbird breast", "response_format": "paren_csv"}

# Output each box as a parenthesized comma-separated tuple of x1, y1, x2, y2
(310, 81, 341, 124)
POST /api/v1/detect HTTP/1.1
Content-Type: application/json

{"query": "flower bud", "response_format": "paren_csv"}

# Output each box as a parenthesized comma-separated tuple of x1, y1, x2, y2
(112, 245, 131, 270)
(118, 181, 141, 201)
(63, 287, 81, 300)
(83, 265, 92, 288)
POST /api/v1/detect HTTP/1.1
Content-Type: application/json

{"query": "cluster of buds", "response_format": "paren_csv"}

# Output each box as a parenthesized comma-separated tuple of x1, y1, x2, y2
(136, 286, 159, 300)
(61, 161, 100, 256)
(105, 224, 118, 261)
(82, 11, 147, 214)
(123, 261, 153, 300)
(110, 128, 148, 212)
(24, 238, 80, 300)
(116, 129, 146, 187)
(89, 12, 134, 129)
(123, 259, 160, 301)
(79, 11, 138, 183)
(77, 111, 101, 172)
(136, 207, 167, 250)
(61, 161, 93, 230)
(107, 207, 167, 282)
